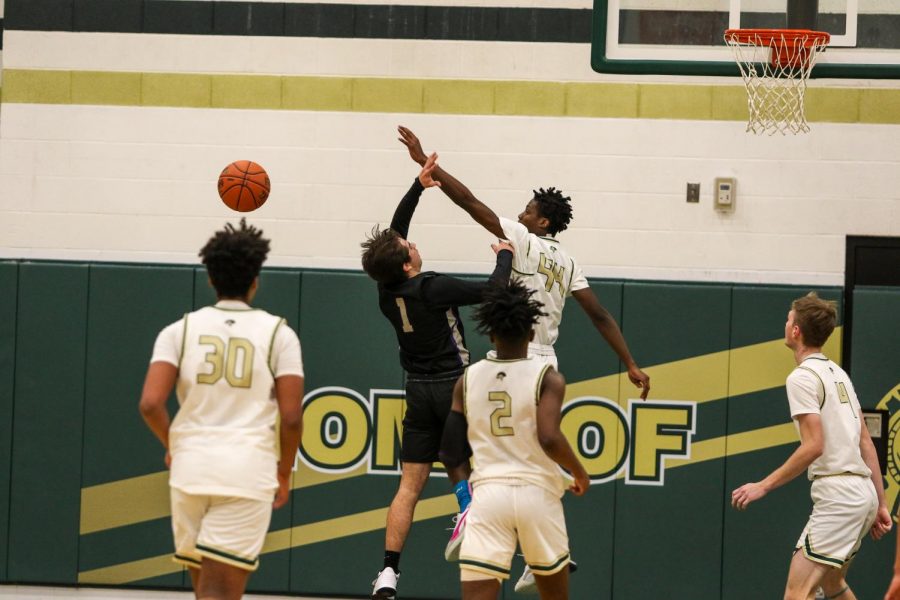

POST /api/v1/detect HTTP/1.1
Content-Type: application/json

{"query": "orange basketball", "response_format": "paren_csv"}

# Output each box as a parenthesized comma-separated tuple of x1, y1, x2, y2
(217, 161, 270, 212)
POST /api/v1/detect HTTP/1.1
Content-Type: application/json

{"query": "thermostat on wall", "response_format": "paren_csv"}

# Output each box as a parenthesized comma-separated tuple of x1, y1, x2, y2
(714, 178, 736, 212)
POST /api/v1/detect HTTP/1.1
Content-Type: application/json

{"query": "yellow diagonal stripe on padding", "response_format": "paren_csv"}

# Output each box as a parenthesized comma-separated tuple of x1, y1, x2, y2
(79, 424, 797, 583)
(78, 494, 458, 584)
(80, 331, 838, 535)
(80, 463, 368, 534)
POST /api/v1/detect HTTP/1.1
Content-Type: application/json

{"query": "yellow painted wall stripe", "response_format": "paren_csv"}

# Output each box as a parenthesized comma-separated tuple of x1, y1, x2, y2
(80, 463, 368, 535)
(3, 69, 899, 124)
(80, 331, 839, 535)
(79, 422, 799, 584)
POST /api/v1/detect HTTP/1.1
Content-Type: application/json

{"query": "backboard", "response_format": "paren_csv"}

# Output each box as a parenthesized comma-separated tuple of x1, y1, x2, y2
(592, 0, 900, 78)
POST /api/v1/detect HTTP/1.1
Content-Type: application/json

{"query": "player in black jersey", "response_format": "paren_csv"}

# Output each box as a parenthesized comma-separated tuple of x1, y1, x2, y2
(362, 154, 514, 600)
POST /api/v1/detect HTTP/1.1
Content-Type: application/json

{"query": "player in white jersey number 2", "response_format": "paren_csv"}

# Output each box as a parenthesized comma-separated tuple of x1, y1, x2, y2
(731, 292, 891, 600)
(140, 219, 304, 600)
(440, 280, 590, 600)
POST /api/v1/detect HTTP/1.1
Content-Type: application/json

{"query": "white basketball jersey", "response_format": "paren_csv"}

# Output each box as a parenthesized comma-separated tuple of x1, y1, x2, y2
(499, 217, 589, 349)
(151, 300, 303, 502)
(464, 357, 565, 496)
(786, 354, 870, 480)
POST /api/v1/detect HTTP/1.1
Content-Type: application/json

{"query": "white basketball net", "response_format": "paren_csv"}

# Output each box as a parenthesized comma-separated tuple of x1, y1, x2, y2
(724, 30, 829, 135)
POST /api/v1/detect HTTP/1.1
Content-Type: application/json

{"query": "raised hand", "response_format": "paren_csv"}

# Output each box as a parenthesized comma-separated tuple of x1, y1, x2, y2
(491, 240, 514, 255)
(398, 125, 428, 166)
(418, 153, 442, 189)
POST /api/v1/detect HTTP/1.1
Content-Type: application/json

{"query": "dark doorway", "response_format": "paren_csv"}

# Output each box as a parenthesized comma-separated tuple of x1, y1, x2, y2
(843, 236, 900, 372)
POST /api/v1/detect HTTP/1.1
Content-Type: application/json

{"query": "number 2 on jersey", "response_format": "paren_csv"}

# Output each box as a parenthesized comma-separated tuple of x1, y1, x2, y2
(197, 335, 254, 388)
(489, 391, 515, 436)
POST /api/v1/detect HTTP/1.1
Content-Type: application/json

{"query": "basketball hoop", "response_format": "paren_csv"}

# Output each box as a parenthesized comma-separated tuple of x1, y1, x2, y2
(724, 29, 830, 135)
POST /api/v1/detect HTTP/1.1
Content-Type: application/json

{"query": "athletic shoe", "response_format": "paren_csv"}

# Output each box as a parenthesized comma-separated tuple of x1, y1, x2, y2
(444, 505, 470, 561)
(514, 560, 578, 594)
(371, 567, 399, 600)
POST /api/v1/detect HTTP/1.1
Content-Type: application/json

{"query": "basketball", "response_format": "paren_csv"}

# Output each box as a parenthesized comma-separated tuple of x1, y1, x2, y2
(217, 160, 270, 212)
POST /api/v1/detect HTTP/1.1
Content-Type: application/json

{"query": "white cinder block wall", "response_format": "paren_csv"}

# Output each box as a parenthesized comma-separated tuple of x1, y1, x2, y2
(0, 0, 898, 286)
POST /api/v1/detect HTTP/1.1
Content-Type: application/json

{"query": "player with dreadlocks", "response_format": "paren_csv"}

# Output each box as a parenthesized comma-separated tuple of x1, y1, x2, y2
(140, 218, 304, 600)
(440, 280, 589, 600)
(398, 126, 649, 590)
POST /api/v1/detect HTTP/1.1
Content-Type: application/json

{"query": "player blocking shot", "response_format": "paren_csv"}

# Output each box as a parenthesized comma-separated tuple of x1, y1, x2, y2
(139, 219, 304, 600)
(731, 292, 891, 600)
(440, 280, 590, 600)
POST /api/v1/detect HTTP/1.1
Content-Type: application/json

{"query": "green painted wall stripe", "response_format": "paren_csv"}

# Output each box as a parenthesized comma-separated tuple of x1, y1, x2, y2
(3, 69, 899, 124)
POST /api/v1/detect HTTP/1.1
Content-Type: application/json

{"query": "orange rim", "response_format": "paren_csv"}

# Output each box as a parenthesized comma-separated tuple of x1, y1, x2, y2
(724, 28, 831, 48)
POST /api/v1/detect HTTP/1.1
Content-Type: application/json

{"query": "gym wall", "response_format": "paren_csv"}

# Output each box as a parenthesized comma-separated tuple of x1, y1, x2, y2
(2, 260, 900, 599)
(0, 0, 898, 285)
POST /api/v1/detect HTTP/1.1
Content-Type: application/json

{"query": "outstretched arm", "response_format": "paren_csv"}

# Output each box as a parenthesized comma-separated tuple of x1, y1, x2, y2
(390, 152, 442, 238)
(572, 287, 650, 400)
(398, 126, 504, 239)
(422, 242, 514, 307)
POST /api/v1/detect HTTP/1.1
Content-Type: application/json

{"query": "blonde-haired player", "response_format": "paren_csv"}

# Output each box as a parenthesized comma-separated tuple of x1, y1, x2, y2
(140, 219, 304, 600)
(732, 292, 891, 600)
(440, 280, 589, 600)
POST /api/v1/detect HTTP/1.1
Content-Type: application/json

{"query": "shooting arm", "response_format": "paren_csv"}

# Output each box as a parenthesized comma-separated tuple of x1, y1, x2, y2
(397, 125, 503, 238)
(389, 178, 425, 239)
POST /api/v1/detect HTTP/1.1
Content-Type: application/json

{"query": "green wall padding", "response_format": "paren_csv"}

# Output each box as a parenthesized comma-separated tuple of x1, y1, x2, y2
(720, 286, 838, 599)
(1, 260, 896, 598)
(0, 263, 18, 581)
(9, 263, 88, 583)
(612, 283, 731, 600)
(78, 265, 194, 588)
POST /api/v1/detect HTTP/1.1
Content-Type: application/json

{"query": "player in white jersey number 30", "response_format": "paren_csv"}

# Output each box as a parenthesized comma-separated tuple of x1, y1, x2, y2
(140, 219, 304, 600)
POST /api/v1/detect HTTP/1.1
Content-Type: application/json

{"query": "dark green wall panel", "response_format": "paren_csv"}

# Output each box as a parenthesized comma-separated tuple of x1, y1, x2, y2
(556, 281, 623, 382)
(9, 263, 88, 583)
(850, 287, 900, 408)
(0, 263, 18, 581)
(78, 265, 193, 589)
(613, 283, 731, 600)
(82, 265, 195, 486)
(846, 286, 900, 600)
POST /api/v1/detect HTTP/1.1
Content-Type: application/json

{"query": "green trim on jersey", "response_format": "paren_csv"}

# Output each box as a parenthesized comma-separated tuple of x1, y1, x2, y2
(528, 551, 571, 572)
(459, 558, 511, 576)
(462, 369, 468, 417)
(796, 365, 826, 409)
(211, 306, 256, 312)
(267, 318, 285, 377)
(173, 553, 201, 567)
(485, 357, 531, 363)
(512, 267, 536, 276)
(177, 313, 189, 370)
(802, 535, 845, 567)
(535, 363, 552, 405)
(196, 543, 257, 567)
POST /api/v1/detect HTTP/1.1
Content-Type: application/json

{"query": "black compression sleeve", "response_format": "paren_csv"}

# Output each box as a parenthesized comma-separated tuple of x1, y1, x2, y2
(421, 249, 512, 307)
(389, 178, 425, 239)
(439, 410, 470, 469)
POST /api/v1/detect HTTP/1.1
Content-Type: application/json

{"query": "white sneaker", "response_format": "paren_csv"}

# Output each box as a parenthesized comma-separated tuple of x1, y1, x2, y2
(444, 506, 470, 561)
(514, 560, 578, 594)
(371, 567, 399, 600)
